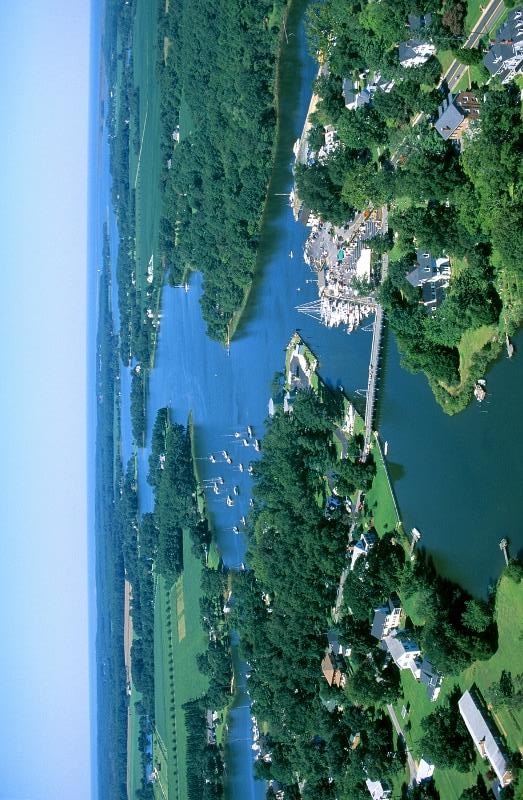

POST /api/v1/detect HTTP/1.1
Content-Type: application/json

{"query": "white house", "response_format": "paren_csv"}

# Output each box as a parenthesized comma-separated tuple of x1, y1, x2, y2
(415, 758, 435, 784)
(350, 530, 378, 571)
(371, 594, 402, 640)
(458, 690, 513, 787)
(365, 778, 392, 800)
(383, 632, 421, 675)
(399, 39, 436, 68)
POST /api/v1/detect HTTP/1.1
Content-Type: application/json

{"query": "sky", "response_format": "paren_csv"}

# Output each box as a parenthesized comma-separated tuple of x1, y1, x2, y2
(0, 1, 92, 798)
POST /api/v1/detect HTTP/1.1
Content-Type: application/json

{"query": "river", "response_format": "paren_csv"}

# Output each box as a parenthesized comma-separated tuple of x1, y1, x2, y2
(99, 0, 523, 796)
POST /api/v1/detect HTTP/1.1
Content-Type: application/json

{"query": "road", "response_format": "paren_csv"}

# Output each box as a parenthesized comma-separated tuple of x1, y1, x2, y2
(442, 0, 506, 90)
(386, 703, 418, 784)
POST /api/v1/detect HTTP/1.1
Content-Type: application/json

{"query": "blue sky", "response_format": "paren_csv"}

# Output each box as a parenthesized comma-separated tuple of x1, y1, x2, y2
(0, 1, 92, 797)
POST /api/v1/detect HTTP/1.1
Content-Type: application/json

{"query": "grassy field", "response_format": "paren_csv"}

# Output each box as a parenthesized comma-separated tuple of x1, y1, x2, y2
(465, 0, 484, 33)
(129, 0, 164, 366)
(153, 528, 209, 800)
(458, 324, 497, 385)
(366, 438, 402, 537)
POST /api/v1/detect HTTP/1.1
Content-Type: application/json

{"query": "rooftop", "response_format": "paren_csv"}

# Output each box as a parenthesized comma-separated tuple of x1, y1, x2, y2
(458, 689, 512, 787)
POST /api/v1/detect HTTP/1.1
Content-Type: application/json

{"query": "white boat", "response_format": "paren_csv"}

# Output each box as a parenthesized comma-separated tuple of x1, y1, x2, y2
(209, 454, 216, 463)
(240, 516, 246, 525)
(289, 250, 294, 259)
(221, 450, 229, 459)
(253, 439, 261, 452)
(217, 476, 224, 485)
(238, 463, 244, 473)
(225, 454, 233, 465)
(249, 498, 254, 507)
(226, 495, 234, 507)
(234, 431, 241, 438)
(242, 438, 249, 447)
(247, 465, 253, 474)
(247, 425, 253, 437)
(232, 526, 239, 535)
(213, 484, 220, 495)
(233, 486, 239, 496)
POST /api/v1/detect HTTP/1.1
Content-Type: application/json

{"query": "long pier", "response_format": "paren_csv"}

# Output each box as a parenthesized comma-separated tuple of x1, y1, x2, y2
(363, 206, 388, 455)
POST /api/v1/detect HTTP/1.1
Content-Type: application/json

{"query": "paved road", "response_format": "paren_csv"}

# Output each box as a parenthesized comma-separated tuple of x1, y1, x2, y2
(387, 703, 418, 784)
(443, 0, 506, 90)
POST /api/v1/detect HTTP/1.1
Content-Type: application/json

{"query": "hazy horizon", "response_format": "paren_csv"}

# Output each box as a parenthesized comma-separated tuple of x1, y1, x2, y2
(0, 1, 92, 797)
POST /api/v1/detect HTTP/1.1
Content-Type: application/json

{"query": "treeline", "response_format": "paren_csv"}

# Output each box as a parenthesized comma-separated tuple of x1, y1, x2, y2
(184, 700, 225, 800)
(297, 0, 523, 411)
(156, 0, 287, 341)
(94, 241, 128, 800)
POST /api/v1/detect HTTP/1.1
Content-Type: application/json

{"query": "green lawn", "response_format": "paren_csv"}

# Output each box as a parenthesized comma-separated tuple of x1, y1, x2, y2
(179, 89, 194, 141)
(458, 324, 497, 385)
(437, 50, 455, 74)
(154, 528, 209, 800)
(366, 438, 401, 537)
(465, 0, 484, 34)
(395, 573, 523, 795)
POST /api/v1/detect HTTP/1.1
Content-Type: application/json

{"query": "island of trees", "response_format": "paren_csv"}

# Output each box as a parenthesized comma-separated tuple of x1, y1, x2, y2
(296, 0, 522, 413)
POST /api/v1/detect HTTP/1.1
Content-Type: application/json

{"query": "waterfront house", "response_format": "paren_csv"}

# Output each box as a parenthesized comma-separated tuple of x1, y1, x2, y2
(383, 632, 421, 675)
(370, 594, 403, 640)
(434, 92, 480, 141)
(406, 250, 450, 312)
(365, 778, 392, 800)
(458, 688, 513, 787)
(483, 9, 523, 84)
(342, 73, 395, 111)
(399, 40, 436, 68)
(418, 658, 443, 701)
(350, 530, 378, 571)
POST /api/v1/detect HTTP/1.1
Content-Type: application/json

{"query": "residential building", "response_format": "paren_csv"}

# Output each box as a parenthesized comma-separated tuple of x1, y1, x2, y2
(383, 632, 421, 675)
(434, 92, 480, 141)
(458, 689, 513, 787)
(370, 594, 403, 640)
(483, 9, 523, 84)
(406, 250, 450, 312)
(399, 40, 436, 68)
(327, 630, 352, 659)
(415, 758, 435, 784)
(365, 778, 392, 800)
(321, 651, 346, 688)
(342, 73, 395, 111)
(350, 530, 378, 571)
(418, 658, 443, 701)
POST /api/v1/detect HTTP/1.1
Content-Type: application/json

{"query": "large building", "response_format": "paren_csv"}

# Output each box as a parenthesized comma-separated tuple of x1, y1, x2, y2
(458, 689, 513, 787)
(434, 92, 480, 141)
(399, 39, 436, 68)
(370, 594, 403, 640)
(483, 8, 523, 84)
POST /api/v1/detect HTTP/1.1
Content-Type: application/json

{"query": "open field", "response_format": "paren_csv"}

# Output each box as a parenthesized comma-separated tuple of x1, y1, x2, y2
(153, 528, 208, 800)
(465, 0, 484, 33)
(366, 438, 402, 536)
(458, 324, 497, 385)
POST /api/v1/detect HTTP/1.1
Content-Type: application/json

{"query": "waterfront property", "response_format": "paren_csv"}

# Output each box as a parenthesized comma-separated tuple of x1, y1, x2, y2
(383, 632, 421, 674)
(458, 688, 513, 788)
(406, 250, 451, 313)
(370, 594, 403, 640)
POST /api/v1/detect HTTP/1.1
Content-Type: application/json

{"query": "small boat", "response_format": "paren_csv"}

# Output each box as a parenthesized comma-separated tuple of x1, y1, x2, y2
(238, 463, 244, 473)
(253, 439, 261, 452)
(209, 454, 216, 463)
(247, 465, 253, 474)
(232, 526, 239, 535)
(213, 483, 220, 495)
(249, 498, 254, 507)
(242, 438, 249, 447)
(226, 495, 234, 507)
(234, 431, 241, 438)
(240, 516, 246, 525)
(225, 454, 233, 465)
(247, 425, 254, 437)
(384, 441, 388, 456)
(289, 250, 293, 259)
(221, 450, 229, 459)
(233, 486, 239, 496)
(474, 380, 486, 402)
(217, 476, 224, 485)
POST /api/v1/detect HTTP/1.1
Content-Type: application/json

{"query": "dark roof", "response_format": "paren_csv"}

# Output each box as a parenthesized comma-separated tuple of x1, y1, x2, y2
(434, 99, 464, 140)
(483, 9, 523, 82)
(371, 608, 389, 640)
(408, 12, 432, 30)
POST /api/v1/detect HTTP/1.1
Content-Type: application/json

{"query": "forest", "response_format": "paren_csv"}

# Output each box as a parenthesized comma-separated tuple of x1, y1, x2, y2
(156, 0, 288, 341)
(296, 0, 523, 412)
(232, 371, 520, 799)
(94, 236, 128, 800)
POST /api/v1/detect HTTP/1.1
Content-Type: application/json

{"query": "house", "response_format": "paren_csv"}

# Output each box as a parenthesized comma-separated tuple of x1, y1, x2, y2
(408, 12, 433, 31)
(350, 530, 378, 571)
(483, 9, 523, 84)
(418, 659, 443, 701)
(406, 250, 450, 312)
(415, 758, 435, 784)
(383, 632, 421, 675)
(321, 651, 347, 688)
(458, 688, 513, 787)
(371, 594, 402, 640)
(365, 778, 392, 800)
(342, 73, 395, 111)
(399, 39, 436, 68)
(434, 92, 480, 141)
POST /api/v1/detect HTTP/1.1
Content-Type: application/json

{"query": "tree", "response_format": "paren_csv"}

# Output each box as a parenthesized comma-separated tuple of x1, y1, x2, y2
(420, 696, 477, 771)
(461, 599, 492, 633)
(453, 47, 484, 65)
